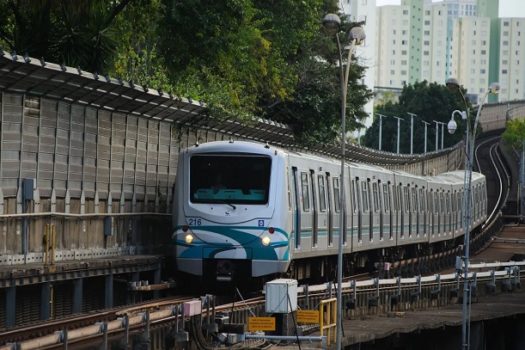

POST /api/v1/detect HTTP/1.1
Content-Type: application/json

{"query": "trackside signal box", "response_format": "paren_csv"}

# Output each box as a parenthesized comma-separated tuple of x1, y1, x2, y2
(265, 279, 297, 314)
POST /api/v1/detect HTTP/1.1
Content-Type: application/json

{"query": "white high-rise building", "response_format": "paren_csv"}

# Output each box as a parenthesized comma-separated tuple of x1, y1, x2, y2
(341, 0, 377, 127)
(498, 18, 525, 102)
(374, 0, 507, 104)
(375, 5, 411, 89)
(451, 17, 492, 103)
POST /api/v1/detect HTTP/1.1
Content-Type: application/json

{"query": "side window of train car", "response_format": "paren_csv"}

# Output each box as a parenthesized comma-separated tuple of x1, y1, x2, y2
(333, 177, 341, 213)
(318, 175, 327, 212)
(361, 181, 369, 212)
(351, 180, 358, 213)
(411, 187, 417, 213)
(373, 182, 380, 212)
(419, 188, 425, 213)
(404, 186, 410, 212)
(383, 183, 390, 212)
(301, 172, 310, 212)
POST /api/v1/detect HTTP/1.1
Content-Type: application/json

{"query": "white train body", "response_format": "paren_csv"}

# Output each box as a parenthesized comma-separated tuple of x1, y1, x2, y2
(172, 141, 487, 282)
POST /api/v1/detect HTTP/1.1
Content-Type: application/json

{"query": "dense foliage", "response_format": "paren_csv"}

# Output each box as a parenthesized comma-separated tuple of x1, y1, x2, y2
(0, 0, 371, 144)
(502, 118, 525, 149)
(363, 81, 471, 153)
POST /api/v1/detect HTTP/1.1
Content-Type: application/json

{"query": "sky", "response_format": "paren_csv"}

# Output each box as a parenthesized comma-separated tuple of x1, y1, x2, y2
(375, 0, 525, 18)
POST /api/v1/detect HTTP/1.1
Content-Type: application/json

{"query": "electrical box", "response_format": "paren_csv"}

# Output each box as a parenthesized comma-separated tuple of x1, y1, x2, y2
(103, 216, 113, 236)
(22, 178, 34, 201)
(265, 278, 297, 314)
(183, 300, 202, 316)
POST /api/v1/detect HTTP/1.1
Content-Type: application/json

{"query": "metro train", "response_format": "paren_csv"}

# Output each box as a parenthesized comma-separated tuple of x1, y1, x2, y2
(172, 140, 487, 285)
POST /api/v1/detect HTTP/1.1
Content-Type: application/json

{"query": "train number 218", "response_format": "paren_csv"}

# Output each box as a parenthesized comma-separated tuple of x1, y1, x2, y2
(187, 218, 202, 226)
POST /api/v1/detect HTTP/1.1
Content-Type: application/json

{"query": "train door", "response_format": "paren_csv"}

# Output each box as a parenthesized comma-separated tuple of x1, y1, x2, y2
(292, 167, 301, 248)
(351, 178, 358, 246)
(309, 170, 318, 247)
(355, 179, 362, 241)
(383, 182, 392, 240)
(368, 181, 381, 241)
(317, 173, 328, 248)
(325, 173, 333, 246)
(300, 171, 311, 247)
(402, 185, 409, 239)
(419, 188, 425, 236)
(332, 177, 341, 245)
(407, 186, 413, 237)
(361, 180, 371, 242)
(393, 183, 401, 245)
(376, 181, 383, 240)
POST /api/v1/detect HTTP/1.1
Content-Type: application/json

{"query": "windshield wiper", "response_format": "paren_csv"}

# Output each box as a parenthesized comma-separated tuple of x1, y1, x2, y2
(217, 200, 236, 210)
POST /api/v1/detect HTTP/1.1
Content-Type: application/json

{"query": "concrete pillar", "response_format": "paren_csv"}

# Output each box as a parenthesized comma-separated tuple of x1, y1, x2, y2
(73, 278, 83, 314)
(105, 274, 113, 309)
(5, 285, 16, 327)
(154, 266, 161, 299)
(40, 282, 51, 320)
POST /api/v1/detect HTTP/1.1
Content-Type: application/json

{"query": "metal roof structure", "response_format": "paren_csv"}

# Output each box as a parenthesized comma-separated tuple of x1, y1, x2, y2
(0, 50, 459, 165)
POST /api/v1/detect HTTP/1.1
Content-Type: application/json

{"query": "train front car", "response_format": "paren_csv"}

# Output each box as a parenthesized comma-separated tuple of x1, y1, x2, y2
(173, 141, 290, 287)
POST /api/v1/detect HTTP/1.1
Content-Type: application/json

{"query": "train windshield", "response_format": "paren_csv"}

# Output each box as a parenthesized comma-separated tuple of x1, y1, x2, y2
(190, 154, 271, 205)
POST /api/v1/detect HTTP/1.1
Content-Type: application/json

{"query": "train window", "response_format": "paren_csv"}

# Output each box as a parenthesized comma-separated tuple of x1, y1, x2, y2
(411, 187, 417, 212)
(318, 175, 327, 212)
(383, 183, 390, 212)
(393, 184, 400, 211)
(404, 187, 410, 212)
(301, 172, 310, 212)
(373, 182, 380, 212)
(333, 177, 341, 213)
(361, 181, 369, 212)
(190, 154, 271, 204)
(351, 180, 358, 213)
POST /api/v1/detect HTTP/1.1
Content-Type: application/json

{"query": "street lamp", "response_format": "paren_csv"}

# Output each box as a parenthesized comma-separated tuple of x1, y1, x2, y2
(447, 79, 499, 350)
(432, 120, 441, 151)
(407, 112, 417, 154)
(393, 116, 403, 154)
(377, 113, 388, 151)
(421, 120, 430, 153)
(322, 13, 365, 350)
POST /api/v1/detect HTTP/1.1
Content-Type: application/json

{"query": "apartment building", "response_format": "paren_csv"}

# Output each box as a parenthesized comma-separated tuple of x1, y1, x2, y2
(498, 18, 525, 102)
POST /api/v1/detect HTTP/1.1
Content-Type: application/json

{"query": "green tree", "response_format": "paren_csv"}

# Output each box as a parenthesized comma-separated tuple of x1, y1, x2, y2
(0, 0, 132, 73)
(502, 118, 525, 149)
(363, 81, 470, 153)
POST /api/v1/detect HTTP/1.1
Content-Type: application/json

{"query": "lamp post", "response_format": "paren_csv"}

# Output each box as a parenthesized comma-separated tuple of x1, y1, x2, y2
(377, 113, 388, 151)
(433, 120, 440, 151)
(447, 80, 500, 350)
(421, 120, 430, 153)
(407, 112, 417, 154)
(323, 13, 365, 350)
(393, 116, 403, 154)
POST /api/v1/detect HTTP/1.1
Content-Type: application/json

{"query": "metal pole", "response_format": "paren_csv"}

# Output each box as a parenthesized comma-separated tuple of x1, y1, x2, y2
(377, 114, 387, 151)
(422, 121, 430, 154)
(434, 121, 439, 151)
(336, 32, 350, 350)
(441, 122, 445, 149)
(408, 113, 417, 154)
(393, 116, 403, 154)
(461, 89, 491, 350)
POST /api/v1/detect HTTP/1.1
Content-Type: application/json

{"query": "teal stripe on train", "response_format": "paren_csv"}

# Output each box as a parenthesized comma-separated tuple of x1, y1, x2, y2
(174, 226, 289, 260)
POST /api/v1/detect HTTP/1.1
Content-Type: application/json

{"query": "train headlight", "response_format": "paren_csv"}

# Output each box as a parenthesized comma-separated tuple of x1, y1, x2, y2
(261, 236, 271, 246)
(185, 234, 194, 244)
